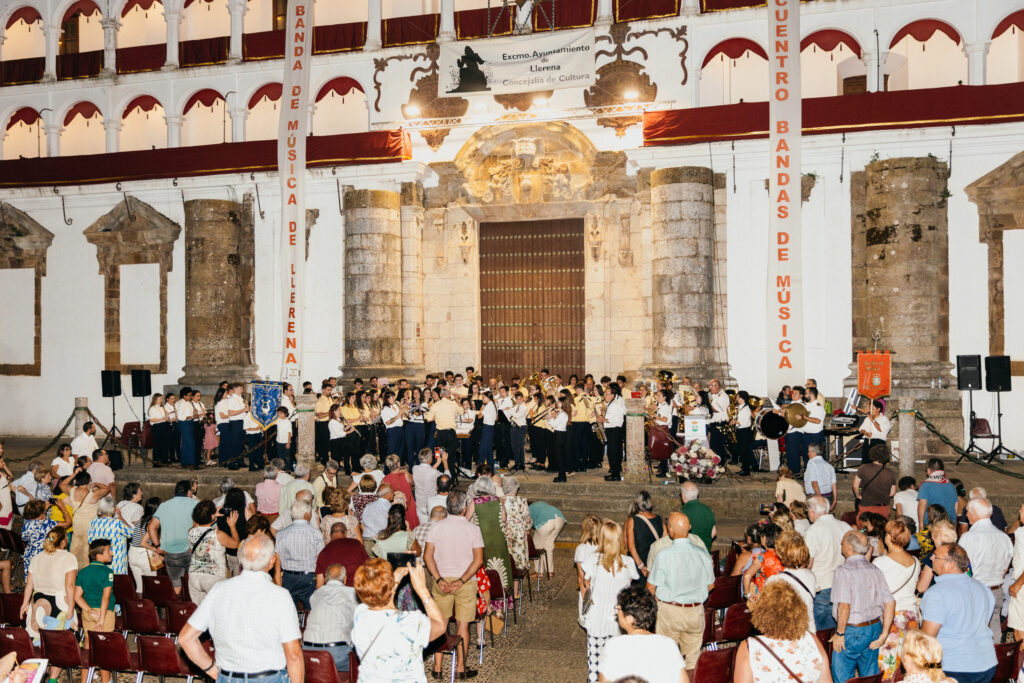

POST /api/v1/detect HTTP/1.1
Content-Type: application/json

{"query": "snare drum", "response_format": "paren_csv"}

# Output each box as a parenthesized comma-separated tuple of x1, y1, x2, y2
(754, 409, 788, 440)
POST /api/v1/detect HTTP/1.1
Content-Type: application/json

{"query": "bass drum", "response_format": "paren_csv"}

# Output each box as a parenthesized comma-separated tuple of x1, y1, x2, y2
(647, 426, 675, 462)
(755, 409, 789, 440)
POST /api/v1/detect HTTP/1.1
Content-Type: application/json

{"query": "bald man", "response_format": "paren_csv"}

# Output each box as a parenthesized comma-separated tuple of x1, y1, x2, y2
(303, 563, 356, 673)
(646, 512, 715, 672)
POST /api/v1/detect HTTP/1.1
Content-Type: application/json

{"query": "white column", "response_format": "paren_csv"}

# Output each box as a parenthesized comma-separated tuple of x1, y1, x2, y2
(164, 9, 181, 69)
(165, 114, 183, 147)
(365, 0, 381, 51)
(518, 0, 534, 34)
(681, 0, 700, 15)
(228, 0, 245, 63)
(689, 68, 700, 108)
(101, 18, 120, 75)
(103, 119, 121, 153)
(595, 0, 613, 26)
(43, 24, 59, 80)
(864, 50, 888, 92)
(44, 121, 62, 157)
(966, 41, 989, 85)
(438, 0, 455, 41)
(229, 106, 247, 142)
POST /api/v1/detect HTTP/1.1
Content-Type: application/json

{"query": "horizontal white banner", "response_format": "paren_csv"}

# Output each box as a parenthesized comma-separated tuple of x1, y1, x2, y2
(438, 28, 595, 96)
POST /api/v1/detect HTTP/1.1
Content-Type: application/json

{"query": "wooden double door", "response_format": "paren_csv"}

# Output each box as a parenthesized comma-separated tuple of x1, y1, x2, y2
(479, 218, 585, 382)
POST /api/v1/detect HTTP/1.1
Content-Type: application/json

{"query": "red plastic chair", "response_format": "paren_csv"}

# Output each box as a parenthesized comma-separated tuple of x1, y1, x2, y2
(710, 549, 721, 576)
(815, 627, 835, 659)
(137, 634, 194, 682)
(715, 603, 752, 642)
(704, 574, 740, 611)
(165, 601, 198, 636)
(484, 568, 512, 632)
(527, 534, 548, 586)
(40, 629, 91, 683)
(510, 556, 532, 607)
(723, 545, 739, 576)
(112, 575, 137, 604)
(847, 676, 882, 683)
(701, 607, 715, 646)
(993, 641, 1022, 683)
(180, 571, 193, 603)
(0, 627, 37, 662)
(123, 598, 167, 636)
(347, 649, 359, 682)
(304, 649, 342, 683)
(87, 631, 140, 679)
(691, 645, 736, 683)
(971, 417, 998, 443)
(0, 593, 25, 626)
(142, 574, 177, 608)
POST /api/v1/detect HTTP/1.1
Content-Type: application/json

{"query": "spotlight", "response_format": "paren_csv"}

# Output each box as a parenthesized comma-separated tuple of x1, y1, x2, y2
(405, 104, 421, 117)
(623, 90, 639, 101)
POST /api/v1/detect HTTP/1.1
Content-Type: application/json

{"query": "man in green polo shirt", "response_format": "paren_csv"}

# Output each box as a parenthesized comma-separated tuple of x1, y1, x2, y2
(679, 481, 717, 552)
(75, 539, 116, 660)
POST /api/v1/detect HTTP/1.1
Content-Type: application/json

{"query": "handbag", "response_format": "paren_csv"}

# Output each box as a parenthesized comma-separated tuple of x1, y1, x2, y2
(148, 550, 164, 571)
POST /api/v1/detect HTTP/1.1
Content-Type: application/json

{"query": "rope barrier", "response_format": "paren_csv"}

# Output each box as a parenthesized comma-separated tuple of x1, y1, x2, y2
(15, 409, 78, 462)
(911, 409, 1024, 480)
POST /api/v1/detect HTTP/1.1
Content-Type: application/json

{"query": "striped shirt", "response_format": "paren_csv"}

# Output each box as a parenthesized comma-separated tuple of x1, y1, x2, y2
(831, 555, 893, 623)
(276, 519, 325, 573)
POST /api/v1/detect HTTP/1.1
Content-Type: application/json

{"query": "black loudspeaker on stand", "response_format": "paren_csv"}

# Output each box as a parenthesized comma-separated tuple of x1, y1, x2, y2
(983, 356, 1017, 462)
(955, 355, 987, 462)
(99, 371, 123, 449)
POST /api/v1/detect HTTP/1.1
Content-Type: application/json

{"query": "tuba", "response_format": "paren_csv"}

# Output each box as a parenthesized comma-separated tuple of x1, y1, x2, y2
(657, 369, 677, 385)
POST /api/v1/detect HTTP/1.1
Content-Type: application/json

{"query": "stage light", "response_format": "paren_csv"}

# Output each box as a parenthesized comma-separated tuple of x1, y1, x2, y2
(533, 96, 549, 108)
(405, 104, 421, 117)
(623, 90, 639, 101)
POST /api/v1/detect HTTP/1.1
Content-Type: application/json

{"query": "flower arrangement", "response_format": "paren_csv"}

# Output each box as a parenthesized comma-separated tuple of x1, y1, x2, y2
(668, 442, 724, 481)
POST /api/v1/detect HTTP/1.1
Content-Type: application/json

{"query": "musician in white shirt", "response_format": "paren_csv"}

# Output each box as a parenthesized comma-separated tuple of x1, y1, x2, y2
(70, 423, 99, 460)
(802, 388, 827, 452)
(176, 389, 197, 468)
(732, 391, 756, 476)
(597, 385, 626, 482)
(508, 393, 529, 471)
(495, 386, 514, 470)
(782, 385, 807, 475)
(859, 400, 891, 454)
(548, 399, 569, 483)
(380, 392, 404, 463)
(707, 379, 731, 462)
(216, 383, 247, 470)
(653, 391, 672, 428)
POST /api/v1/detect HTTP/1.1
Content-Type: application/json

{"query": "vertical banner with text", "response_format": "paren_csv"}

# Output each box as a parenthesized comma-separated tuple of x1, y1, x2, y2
(766, 0, 804, 391)
(278, 0, 313, 383)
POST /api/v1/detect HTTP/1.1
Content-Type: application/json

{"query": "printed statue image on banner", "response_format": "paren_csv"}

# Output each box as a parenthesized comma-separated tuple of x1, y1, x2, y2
(251, 382, 284, 430)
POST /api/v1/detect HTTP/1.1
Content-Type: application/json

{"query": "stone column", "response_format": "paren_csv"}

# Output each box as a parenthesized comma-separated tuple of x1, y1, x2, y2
(163, 9, 181, 69)
(365, 0, 382, 51)
(165, 115, 182, 148)
(898, 397, 915, 478)
(644, 166, 732, 383)
(965, 41, 989, 86)
(178, 197, 260, 385)
(864, 50, 888, 92)
(341, 188, 408, 379)
(850, 157, 962, 457)
(296, 393, 316, 470)
(438, 0, 455, 41)
(595, 0, 613, 26)
(43, 24, 59, 80)
(228, 0, 245, 62)
(103, 120, 121, 153)
(43, 119, 61, 158)
(228, 106, 247, 143)
(101, 18, 119, 75)
(75, 397, 89, 436)
(400, 182, 426, 379)
(624, 397, 647, 483)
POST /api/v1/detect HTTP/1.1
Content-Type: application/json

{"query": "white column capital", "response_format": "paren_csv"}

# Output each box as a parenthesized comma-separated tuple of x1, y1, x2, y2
(964, 40, 991, 55)
(438, 0, 455, 42)
(102, 119, 122, 131)
(101, 17, 122, 31)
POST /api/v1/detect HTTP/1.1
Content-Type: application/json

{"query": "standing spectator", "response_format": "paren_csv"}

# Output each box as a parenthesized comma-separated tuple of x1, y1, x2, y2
(1009, 504, 1024, 643)
(70, 423, 99, 460)
(499, 477, 531, 585)
(765, 530, 817, 632)
(468, 477, 513, 620)
(217, 488, 249, 576)
(86, 450, 115, 488)
(804, 495, 852, 629)
(302, 563, 357, 674)
(647, 512, 715, 675)
(255, 464, 282, 521)
(412, 448, 448, 519)
(153, 480, 200, 594)
(361, 484, 394, 555)
(67, 474, 111, 568)
(20, 527, 78, 648)
(116, 483, 144, 530)
(916, 458, 958, 527)
(581, 520, 639, 682)
(352, 559, 447, 683)
(187, 500, 237, 604)
(278, 464, 315, 516)
(127, 496, 162, 593)
(312, 460, 339, 509)
(597, 586, 685, 683)
(528, 500, 566, 577)
(775, 466, 806, 505)
(676, 482, 715, 552)
(790, 500, 811, 535)
(0, 446, 12, 532)
(874, 519, 922, 681)
(575, 515, 602, 626)
(733, 581, 831, 683)
(413, 507, 446, 559)
(915, 519, 957, 594)
(804, 443, 837, 510)
(958, 496, 1013, 641)
(180, 535, 305, 683)
(320, 488, 359, 544)
(381, 454, 420, 530)
(424, 491, 483, 679)
(893, 477, 919, 525)
(86, 496, 132, 574)
(317, 522, 369, 588)
(920, 543, 997, 683)
(20, 500, 69, 580)
(277, 498, 324, 609)
(830, 530, 895, 683)
(74, 539, 116, 682)
(853, 445, 897, 517)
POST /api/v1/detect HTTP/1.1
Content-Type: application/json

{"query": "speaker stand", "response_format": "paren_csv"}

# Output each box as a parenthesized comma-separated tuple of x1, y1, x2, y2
(956, 390, 989, 464)
(984, 391, 1018, 462)
(100, 396, 122, 449)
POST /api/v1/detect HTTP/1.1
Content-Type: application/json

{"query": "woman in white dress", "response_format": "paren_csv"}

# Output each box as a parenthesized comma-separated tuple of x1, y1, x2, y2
(581, 520, 639, 683)
(733, 581, 831, 683)
(575, 514, 601, 627)
(873, 519, 921, 681)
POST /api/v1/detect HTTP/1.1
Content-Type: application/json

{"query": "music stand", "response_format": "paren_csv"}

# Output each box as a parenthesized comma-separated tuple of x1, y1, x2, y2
(984, 390, 1018, 462)
(956, 388, 988, 464)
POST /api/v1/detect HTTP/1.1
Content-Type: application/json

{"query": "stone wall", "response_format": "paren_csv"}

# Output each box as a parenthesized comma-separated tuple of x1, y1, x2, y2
(400, 182, 426, 379)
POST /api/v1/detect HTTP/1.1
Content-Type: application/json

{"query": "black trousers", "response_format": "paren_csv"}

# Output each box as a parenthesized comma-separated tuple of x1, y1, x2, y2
(315, 421, 329, 463)
(709, 423, 729, 462)
(152, 422, 170, 464)
(434, 429, 458, 464)
(551, 430, 568, 477)
(605, 426, 625, 477)
(495, 422, 512, 467)
(330, 438, 348, 473)
(736, 427, 756, 473)
(166, 422, 181, 463)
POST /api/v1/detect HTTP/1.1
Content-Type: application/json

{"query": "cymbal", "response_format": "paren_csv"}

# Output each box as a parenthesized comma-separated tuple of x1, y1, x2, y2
(783, 402, 809, 428)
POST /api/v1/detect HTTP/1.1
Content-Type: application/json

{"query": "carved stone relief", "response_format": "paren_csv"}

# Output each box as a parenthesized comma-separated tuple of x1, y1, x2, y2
(0, 203, 54, 376)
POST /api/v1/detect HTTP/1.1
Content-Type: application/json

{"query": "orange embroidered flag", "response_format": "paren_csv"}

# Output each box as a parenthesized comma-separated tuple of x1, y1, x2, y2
(857, 351, 892, 399)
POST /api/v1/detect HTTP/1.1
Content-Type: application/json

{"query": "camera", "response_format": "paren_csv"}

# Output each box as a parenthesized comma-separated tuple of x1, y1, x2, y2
(758, 503, 771, 515)
(387, 552, 417, 570)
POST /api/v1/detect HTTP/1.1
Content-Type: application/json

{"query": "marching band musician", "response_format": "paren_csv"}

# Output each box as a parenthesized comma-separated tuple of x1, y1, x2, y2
(477, 392, 498, 471)
(327, 404, 355, 473)
(340, 393, 364, 475)
(314, 380, 332, 464)
(177, 388, 197, 469)
(149, 393, 170, 467)
(495, 385, 514, 470)
(548, 396, 570, 483)
(380, 391, 405, 463)
(164, 393, 181, 465)
(733, 391, 756, 476)
(404, 387, 428, 468)
(526, 392, 547, 470)
(707, 379, 731, 462)
(242, 404, 263, 471)
(508, 392, 529, 471)
(456, 397, 476, 470)
(598, 384, 626, 482)
(588, 384, 606, 469)
(571, 385, 594, 473)
(451, 373, 469, 400)
(653, 390, 673, 429)
(281, 383, 298, 464)
(858, 399, 891, 454)
(802, 387, 827, 455)
(782, 385, 807, 475)
(805, 378, 826, 407)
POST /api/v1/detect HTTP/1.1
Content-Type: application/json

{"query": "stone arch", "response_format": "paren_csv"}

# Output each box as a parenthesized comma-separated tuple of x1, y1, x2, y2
(0, 3, 44, 32)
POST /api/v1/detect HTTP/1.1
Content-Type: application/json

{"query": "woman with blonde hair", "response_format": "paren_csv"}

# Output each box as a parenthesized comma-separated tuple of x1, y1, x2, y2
(900, 630, 956, 683)
(320, 487, 359, 543)
(581, 520, 639, 682)
(575, 514, 602, 627)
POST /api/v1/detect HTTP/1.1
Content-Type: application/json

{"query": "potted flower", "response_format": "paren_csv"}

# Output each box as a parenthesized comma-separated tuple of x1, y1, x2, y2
(668, 442, 724, 483)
